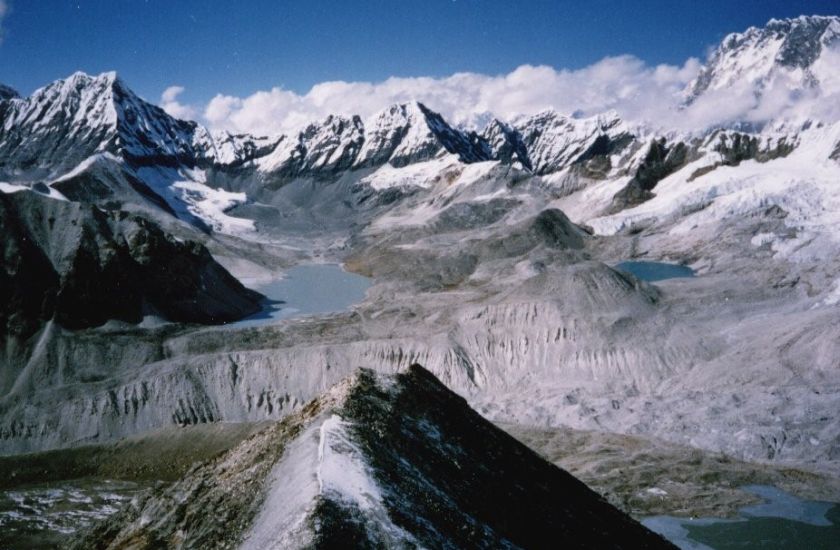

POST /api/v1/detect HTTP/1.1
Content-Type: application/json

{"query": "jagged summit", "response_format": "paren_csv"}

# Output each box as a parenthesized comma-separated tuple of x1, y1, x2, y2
(687, 15, 840, 103)
(0, 70, 201, 179)
(2, 26, 838, 234)
(71, 366, 674, 549)
(354, 100, 490, 168)
(482, 117, 532, 170)
(256, 113, 364, 178)
(512, 109, 633, 175)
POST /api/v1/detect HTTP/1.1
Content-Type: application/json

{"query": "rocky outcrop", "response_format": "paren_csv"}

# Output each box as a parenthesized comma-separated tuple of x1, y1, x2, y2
(609, 127, 799, 213)
(689, 130, 796, 179)
(0, 191, 262, 338)
(71, 366, 674, 549)
(609, 139, 693, 212)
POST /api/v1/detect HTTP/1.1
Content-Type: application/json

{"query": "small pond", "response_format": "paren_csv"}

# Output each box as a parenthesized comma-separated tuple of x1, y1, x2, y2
(643, 485, 840, 549)
(615, 261, 696, 282)
(232, 264, 372, 327)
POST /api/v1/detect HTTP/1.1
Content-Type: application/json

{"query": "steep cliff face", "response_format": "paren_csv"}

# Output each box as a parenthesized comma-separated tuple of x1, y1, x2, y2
(0, 191, 262, 339)
(71, 366, 674, 549)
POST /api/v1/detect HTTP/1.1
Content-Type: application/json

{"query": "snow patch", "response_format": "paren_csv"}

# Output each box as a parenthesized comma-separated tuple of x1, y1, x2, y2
(135, 166, 254, 234)
(360, 156, 459, 191)
(317, 415, 383, 509)
(170, 177, 254, 234)
(0, 182, 68, 201)
(317, 414, 419, 543)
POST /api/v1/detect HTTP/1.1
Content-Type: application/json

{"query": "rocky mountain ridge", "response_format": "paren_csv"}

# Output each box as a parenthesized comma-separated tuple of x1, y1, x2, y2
(70, 366, 674, 549)
(4, 17, 840, 233)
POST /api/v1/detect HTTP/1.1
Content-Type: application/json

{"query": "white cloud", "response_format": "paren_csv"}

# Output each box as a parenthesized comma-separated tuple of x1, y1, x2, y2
(201, 57, 704, 136)
(198, 48, 840, 137)
(160, 85, 198, 121)
(0, 1, 9, 45)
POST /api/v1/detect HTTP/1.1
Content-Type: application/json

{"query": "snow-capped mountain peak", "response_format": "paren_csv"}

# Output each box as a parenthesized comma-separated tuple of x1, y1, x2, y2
(481, 117, 532, 170)
(512, 108, 633, 175)
(687, 15, 840, 103)
(354, 101, 489, 168)
(256, 113, 364, 177)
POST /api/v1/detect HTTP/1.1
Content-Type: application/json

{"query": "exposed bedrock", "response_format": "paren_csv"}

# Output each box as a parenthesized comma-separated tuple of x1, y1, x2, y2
(0, 191, 262, 345)
(70, 366, 674, 549)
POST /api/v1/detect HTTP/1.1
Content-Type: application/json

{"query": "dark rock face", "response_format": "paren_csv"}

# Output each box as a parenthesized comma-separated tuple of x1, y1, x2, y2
(335, 366, 674, 549)
(712, 131, 795, 165)
(71, 366, 675, 549)
(633, 140, 691, 192)
(354, 102, 492, 170)
(609, 129, 799, 213)
(0, 198, 60, 339)
(0, 84, 19, 101)
(687, 131, 796, 181)
(769, 16, 839, 69)
(0, 191, 262, 338)
(414, 103, 491, 165)
(609, 139, 693, 212)
(482, 119, 532, 170)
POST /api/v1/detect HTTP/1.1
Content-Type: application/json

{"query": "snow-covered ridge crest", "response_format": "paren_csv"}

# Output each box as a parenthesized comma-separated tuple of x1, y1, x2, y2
(72, 366, 673, 548)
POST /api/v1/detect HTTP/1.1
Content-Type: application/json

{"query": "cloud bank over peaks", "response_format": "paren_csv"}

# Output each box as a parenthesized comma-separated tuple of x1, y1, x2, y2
(198, 57, 702, 137)
(166, 40, 840, 137)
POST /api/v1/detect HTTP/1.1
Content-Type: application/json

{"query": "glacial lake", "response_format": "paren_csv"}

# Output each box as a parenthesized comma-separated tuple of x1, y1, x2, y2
(643, 485, 840, 549)
(232, 264, 372, 327)
(615, 260, 696, 282)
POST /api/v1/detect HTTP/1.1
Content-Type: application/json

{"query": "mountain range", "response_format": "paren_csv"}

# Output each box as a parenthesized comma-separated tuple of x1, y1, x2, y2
(3, 17, 839, 241)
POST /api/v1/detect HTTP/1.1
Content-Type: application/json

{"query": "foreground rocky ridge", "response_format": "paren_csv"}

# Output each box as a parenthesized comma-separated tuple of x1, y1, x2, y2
(71, 366, 674, 549)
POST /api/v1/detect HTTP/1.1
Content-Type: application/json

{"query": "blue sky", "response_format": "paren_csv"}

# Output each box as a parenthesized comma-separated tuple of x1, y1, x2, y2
(1, 0, 839, 104)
